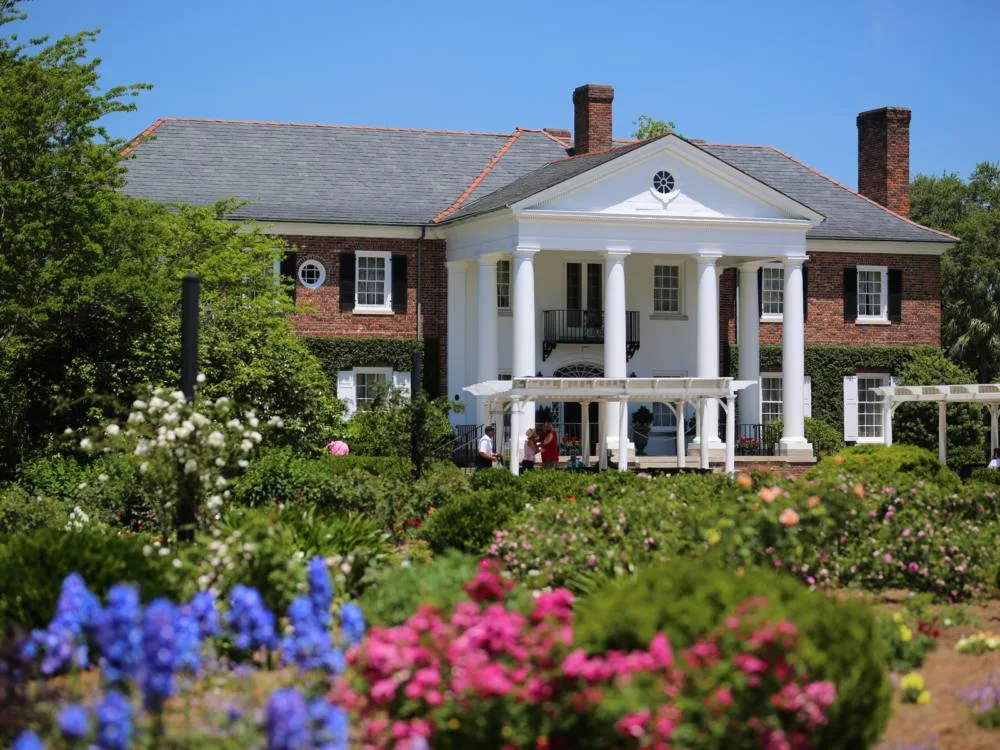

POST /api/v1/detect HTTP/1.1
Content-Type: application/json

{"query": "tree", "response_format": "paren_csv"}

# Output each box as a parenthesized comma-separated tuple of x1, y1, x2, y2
(910, 163, 1000, 383)
(631, 114, 678, 140)
(0, 2, 341, 475)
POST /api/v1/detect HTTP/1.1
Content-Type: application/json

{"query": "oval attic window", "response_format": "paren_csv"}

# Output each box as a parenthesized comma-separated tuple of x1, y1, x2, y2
(652, 170, 676, 195)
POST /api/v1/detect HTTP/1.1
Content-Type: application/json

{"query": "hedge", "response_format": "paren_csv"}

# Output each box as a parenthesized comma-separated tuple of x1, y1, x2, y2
(304, 337, 441, 397)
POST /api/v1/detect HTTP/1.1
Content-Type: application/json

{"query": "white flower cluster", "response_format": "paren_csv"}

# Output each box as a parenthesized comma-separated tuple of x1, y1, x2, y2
(64, 505, 91, 532)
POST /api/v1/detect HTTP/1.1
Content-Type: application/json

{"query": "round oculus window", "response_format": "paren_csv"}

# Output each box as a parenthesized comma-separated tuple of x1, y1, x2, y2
(652, 170, 676, 195)
(298, 260, 326, 289)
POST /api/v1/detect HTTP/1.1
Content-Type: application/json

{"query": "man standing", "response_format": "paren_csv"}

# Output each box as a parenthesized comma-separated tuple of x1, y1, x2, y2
(477, 425, 498, 469)
(540, 421, 560, 469)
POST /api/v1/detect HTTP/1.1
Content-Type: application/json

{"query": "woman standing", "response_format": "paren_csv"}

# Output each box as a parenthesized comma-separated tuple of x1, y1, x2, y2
(521, 428, 539, 473)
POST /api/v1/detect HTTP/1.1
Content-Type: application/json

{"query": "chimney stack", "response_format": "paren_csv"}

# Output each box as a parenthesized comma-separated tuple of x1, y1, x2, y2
(573, 84, 614, 155)
(857, 106, 911, 216)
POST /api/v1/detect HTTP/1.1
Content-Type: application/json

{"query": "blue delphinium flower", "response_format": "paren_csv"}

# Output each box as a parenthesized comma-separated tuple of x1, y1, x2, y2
(309, 698, 349, 750)
(339, 602, 366, 647)
(187, 590, 220, 638)
(141, 599, 179, 712)
(176, 605, 202, 674)
(25, 573, 102, 675)
(281, 596, 344, 674)
(58, 703, 90, 742)
(266, 688, 311, 750)
(96, 691, 133, 750)
(227, 585, 277, 653)
(307, 557, 333, 630)
(96, 584, 142, 685)
(11, 730, 44, 750)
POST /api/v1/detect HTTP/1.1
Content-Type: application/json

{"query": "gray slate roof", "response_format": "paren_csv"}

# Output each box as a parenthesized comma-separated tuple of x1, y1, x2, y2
(123, 119, 954, 243)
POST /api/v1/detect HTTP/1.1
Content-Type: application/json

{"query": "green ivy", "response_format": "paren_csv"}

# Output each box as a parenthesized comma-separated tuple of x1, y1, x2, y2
(731, 344, 939, 428)
(303, 337, 441, 397)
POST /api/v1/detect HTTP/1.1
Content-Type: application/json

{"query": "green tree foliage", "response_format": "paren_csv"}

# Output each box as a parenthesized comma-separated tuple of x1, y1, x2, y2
(631, 114, 677, 140)
(0, 3, 340, 474)
(910, 163, 1000, 382)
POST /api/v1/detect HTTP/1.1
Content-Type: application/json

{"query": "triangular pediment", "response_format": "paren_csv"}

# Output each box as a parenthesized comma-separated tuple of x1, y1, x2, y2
(514, 135, 823, 223)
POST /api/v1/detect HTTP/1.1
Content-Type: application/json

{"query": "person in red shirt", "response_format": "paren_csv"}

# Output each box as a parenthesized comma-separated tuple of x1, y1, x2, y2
(540, 421, 560, 469)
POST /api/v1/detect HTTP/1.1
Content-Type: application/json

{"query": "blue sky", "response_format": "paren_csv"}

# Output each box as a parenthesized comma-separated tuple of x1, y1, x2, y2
(13, 0, 999, 188)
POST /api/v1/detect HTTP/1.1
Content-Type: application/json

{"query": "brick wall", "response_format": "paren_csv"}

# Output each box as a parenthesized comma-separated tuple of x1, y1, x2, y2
(281, 234, 448, 392)
(857, 107, 911, 216)
(720, 252, 941, 349)
(572, 84, 614, 155)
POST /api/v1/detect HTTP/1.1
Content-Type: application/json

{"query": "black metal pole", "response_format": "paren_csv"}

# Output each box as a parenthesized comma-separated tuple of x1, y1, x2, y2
(181, 275, 200, 400)
(410, 348, 423, 398)
(410, 348, 424, 477)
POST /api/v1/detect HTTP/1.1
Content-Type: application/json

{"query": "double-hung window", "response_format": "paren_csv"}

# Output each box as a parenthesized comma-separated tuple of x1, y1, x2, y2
(857, 374, 889, 440)
(760, 264, 784, 320)
(653, 265, 681, 314)
(760, 374, 783, 427)
(355, 251, 392, 312)
(497, 260, 511, 312)
(856, 266, 888, 321)
(355, 369, 390, 407)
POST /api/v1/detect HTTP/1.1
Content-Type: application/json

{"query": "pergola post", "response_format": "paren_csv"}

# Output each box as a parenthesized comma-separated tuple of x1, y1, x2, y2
(990, 405, 999, 454)
(883, 397, 894, 447)
(699, 399, 709, 470)
(675, 401, 686, 470)
(581, 401, 591, 466)
(618, 399, 629, 471)
(598, 405, 608, 471)
(938, 401, 947, 464)
(724, 395, 736, 474)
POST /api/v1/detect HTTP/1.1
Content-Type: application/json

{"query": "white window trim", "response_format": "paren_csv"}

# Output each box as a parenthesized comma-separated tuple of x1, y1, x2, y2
(497, 259, 511, 314)
(759, 372, 783, 427)
(353, 367, 393, 407)
(652, 263, 683, 316)
(854, 372, 891, 443)
(354, 250, 392, 313)
(856, 265, 889, 323)
(760, 263, 784, 323)
(298, 259, 326, 290)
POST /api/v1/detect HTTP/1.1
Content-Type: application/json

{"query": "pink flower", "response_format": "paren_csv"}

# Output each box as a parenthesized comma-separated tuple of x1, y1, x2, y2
(902, 528, 911, 537)
(585, 484, 596, 495)
(759, 486, 780, 503)
(779, 508, 800, 527)
(883, 554, 893, 564)
(908, 562, 919, 573)
(806, 576, 816, 586)
(805, 680, 837, 707)
(734, 653, 768, 675)
(326, 440, 349, 456)
(649, 632, 675, 669)
(617, 711, 650, 739)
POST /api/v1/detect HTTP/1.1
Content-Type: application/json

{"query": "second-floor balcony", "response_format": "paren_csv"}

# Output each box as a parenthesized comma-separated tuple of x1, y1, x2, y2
(542, 309, 640, 361)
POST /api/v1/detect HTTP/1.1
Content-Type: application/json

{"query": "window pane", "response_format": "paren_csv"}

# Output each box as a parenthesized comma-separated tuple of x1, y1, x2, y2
(857, 269, 883, 318)
(653, 265, 680, 313)
(496, 260, 511, 311)
(357, 256, 387, 306)
(761, 376, 782, 427)
(858, 375, 887, 438)
(761, 267, 784, 316)
(356, 372, 388, 405)
(652, 402, 675, 428)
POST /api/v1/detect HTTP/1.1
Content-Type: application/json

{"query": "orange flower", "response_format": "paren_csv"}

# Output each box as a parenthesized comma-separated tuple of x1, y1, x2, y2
(567, 496, 576, 503)
(834, 454, 846, 465)
(853, 484, 865, 499)
(779, 508, 800, 527)
(807, 495, 821, 509)
(736, 473, 753, 490)
(758, 486, 780, 503)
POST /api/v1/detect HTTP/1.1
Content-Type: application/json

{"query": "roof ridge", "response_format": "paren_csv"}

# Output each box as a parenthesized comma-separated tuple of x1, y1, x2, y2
(539, 129, 572, 147)
(134, 116, 517, 138)
(432, 129, 526, 223)
(547, 140, 647, 165)
(756, 145, 959, 241)
(121, 117, 168, 156)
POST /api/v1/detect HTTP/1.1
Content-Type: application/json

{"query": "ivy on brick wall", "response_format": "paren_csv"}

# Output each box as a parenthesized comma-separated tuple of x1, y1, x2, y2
(303, 337, 441, 397)
(730, 344, 940, 428)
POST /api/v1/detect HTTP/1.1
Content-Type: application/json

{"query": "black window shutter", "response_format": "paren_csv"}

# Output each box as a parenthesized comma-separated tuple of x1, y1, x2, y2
(843, 268, 857, 322)
(391, 254, 408, 312)
(339, 252, 356, 312)
(280, 251, 297, 303)
(802, 266, 809, 321)
(757, 267, 763, 318)
(888, 269, 903, 322)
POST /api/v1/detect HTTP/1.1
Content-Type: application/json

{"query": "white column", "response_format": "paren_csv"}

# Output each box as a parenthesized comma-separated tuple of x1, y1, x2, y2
(695, 252, 722, 448)
(512, 249, 538, 440)
(779, 255, 811, 454)
(737, 263, 761, 426)
(581, 402, 591, 465)
(938, 402, 947, 464)
(446, 261, 468, 425)
(675, 402, 686, 469)
(510, 404, 520, 476)
(618, 399, 629, 471)
(990, 405, 999, 454)
(725, 395, 736, 474)
(604, 250, 630, 452)
(884, 401, 894, 446)
(477, 256, 499, 425)
(699, 400, 709, 469)
(598, 407, 608, 470)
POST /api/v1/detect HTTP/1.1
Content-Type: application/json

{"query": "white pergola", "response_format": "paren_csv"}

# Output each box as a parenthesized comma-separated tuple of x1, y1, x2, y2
(464, 376, 754, 475)
(875, 383, 1000, 463)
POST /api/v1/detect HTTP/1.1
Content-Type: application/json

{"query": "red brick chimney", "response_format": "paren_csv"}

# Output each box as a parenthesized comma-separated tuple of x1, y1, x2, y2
(572, 84, 614, 155)
(857, 106, 911, 216)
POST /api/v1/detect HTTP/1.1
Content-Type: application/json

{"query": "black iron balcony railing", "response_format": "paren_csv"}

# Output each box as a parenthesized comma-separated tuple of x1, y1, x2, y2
(542, 309, 640, 361)
(729, 423, 778, 457)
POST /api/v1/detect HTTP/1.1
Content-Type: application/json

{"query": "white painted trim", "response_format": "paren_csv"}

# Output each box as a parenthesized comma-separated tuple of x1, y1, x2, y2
(652, 261, 683, 315)
(354, 250, 392, 313)
(298, 259, 326, 289)
(855, 265, 889, 323)
(807, 238, 952, 256)
(517, 209, 815, 231)
(354, 367, 393, 408)
(759, 262, 784, 320)
(249, 221, 444, 239)
(509, 136, 826, 223)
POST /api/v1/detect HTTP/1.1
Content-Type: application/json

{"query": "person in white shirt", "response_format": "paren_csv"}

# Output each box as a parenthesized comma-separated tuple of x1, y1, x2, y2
(477, 426, 497, 469)
(989, 448, 1000, 470)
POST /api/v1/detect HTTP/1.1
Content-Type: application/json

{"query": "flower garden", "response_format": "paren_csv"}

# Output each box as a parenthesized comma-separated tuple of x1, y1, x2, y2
(4, 388, 1000, 748)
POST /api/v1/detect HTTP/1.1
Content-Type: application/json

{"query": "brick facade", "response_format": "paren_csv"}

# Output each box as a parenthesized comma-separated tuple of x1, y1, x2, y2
(719, 251, 941, 350)
(857, 107, 911, 216)
(572, 84, 614, 155)
(281, 234, 448, 392)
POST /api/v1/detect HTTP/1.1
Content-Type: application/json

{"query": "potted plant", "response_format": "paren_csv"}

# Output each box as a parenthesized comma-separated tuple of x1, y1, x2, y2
(631, 406, 654, 455)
